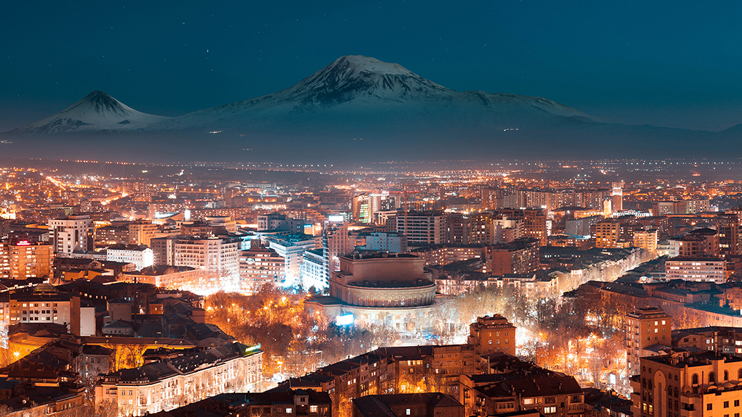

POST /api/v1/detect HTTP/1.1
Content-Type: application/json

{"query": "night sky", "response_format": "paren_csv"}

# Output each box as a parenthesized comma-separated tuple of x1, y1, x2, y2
(2, 0, 742, 132)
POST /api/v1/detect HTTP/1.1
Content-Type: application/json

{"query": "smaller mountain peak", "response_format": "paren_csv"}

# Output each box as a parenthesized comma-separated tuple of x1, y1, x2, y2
(74, 90, 126, 114)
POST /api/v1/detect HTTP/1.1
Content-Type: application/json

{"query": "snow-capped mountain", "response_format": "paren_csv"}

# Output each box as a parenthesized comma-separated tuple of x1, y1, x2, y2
(8, 91, 168, 134)
(152, 55, 593, 131)
(6, 55, 735, 162)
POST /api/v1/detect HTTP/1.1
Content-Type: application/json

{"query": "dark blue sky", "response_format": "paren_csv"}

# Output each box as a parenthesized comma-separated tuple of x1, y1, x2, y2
(2, 0, 742, 132)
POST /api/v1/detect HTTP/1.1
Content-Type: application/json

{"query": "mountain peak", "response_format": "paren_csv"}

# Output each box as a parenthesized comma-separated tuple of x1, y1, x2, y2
(330, 55, 415, 76)
(72, 90, 128, 116)
(5, 90, 168, 135)
(284, 55, 450, 105)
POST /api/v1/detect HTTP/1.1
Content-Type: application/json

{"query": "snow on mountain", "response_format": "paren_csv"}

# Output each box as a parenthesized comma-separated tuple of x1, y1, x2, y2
(151, 55, 594, 131)
(8, 91, 168, 134)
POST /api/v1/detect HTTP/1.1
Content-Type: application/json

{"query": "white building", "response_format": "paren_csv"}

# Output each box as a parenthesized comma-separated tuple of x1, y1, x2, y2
(300, 249, 326, 292)
(173, 237, 240, 285)
(106, 245, 154, 271)
(49, 215, 94, 255)
(364, 232, 408, 253)
(95, 343, 262, 416)
(267, 234, 316, 287)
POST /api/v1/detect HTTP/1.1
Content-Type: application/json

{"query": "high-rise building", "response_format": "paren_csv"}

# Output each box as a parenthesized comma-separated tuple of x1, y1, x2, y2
(500, 208, 548, 246)
(127, 221, 159, 246)
(323, 221, 354, 285)
(625, 307, 672, 377)
(267, 234, 316, 287)
(0, 241, 53, 280)
(486, 238, 539, 275)
(595, 219, 623, 248)
(396, 211, 447, 246)
(300, 248, 325, 292)
(172, 236, 240, 280)
(239, 242, 285, 294)
(668, 228, 719, 258)
(612, 181, 623, 212)
(48, 215, 94, 255)
(716, 213, 740, 258)
(633, 229, 659, 253)
(257, 213, 304, 232)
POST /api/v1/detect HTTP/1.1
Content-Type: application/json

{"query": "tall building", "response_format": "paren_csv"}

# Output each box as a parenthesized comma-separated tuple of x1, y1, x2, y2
(612, 181, 623, 212)
(716, 213, 741, 258)
(668, 229, 719, 258)
(48, 215, 94, 255)
(566, 215, 602, 237)
(300, 249, 326, 292)
(625, 307, 672, 377)
(257, 213, 304, 232)
(486, 238, 539, 275)
(267, 234, 316, 287)
(127, 221, 159, 246)
(238, 242, 285, 294)
(467, 314, 517, 355)
(172, 236, 240, 280)
(595, 219, 623, 248)
(634, 229, 659, 253)
(323, 221, 354, 286)
(0, 241, 53, 280)
(499, 208, 548, 246)
(396, 211, 447, 246)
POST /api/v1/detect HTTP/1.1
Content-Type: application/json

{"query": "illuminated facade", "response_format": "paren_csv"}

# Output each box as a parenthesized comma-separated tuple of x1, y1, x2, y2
(665, 257, 725, 283)
(238, 243, 285, 294)
(49, 215, 94, 255)
(595, 219, 624, 248)
(631, 352, 742, 417)
(634, 229, 659, 254)
(0, 241, 53, 280)
(95, 343, 263, 417)
(626, 307, 672, 377)
(395, 211, 447, 246)
(467, 315, 517, 355)
(106, 244, 154, 271)
(267, 234, 316, 287)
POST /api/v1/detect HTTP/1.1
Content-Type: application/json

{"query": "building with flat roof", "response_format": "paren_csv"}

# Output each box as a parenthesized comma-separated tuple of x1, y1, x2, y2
(468, 315, 517, 355)
(626, 307, 672, 377)
(665, 257, 725, 283)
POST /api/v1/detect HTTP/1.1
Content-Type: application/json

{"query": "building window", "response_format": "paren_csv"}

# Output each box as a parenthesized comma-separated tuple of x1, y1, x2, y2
(544, 407, 557, 414)
(708, 404, 714, 411)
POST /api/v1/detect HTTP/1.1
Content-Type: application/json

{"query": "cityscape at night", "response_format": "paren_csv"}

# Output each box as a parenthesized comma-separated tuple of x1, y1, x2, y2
(3, 1, 742, 417)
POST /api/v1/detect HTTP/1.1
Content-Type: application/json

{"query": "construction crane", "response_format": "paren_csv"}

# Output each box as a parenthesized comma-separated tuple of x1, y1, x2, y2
(389, 183, 418, 236)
